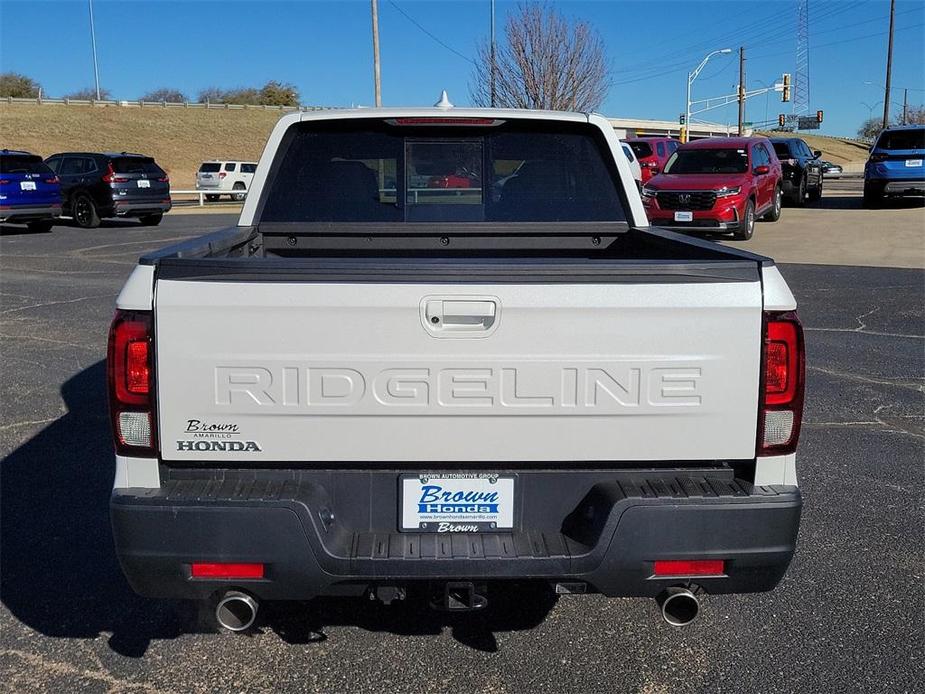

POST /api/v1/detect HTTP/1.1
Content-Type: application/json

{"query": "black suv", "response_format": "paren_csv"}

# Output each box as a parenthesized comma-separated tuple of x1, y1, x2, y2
(44, 152, 171, 228)
(769, 138, 824, 206)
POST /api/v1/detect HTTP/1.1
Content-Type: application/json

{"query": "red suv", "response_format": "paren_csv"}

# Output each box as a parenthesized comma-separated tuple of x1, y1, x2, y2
(640, 137, 782, 241)
(622, 137, 680, 183)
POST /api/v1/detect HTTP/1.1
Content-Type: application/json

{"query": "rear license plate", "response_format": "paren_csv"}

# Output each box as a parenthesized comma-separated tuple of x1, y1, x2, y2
(674, 211, 693, 222)
(906, 159, 922, 167)
(400, 474, 515, 532)
(137, 179, 151, 188)
(202, 174, 212, 179)
(20, 181, 36, 191)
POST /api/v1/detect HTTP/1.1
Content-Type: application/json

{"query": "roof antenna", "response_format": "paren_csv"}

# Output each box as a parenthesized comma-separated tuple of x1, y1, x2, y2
(434, 90, 454, 109)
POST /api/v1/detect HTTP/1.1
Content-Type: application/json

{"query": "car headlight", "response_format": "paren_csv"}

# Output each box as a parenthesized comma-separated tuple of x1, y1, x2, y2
(641, 186, 657, 198)
(714, 186, 742, 198)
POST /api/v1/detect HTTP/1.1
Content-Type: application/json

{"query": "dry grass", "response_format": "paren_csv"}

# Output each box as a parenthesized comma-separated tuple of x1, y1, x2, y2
(756, 130, 871, 165)
(0, 103, 283, 188)
(0, 104, 873, 188)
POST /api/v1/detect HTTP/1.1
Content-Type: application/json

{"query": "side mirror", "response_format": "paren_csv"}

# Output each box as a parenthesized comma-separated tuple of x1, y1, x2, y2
(753, 165, 770, 175)
(813, 150, 822, 158)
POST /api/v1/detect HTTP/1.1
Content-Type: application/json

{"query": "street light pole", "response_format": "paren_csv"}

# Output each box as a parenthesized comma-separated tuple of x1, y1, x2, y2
(371, 0, 382, 107)
(685, 48, 732, 142)
(88, 0, 101, 100)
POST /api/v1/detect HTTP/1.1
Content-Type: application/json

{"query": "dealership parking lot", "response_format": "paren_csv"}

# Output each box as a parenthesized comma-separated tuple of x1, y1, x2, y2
(1, 190, 922, 693)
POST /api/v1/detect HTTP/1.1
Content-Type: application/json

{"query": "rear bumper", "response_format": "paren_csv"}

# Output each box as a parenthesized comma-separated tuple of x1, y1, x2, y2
(0, 204, 61, 223)
(866, 178, 925, 195)
(110, 198, 172, 217)
(111, 469, 801, 601)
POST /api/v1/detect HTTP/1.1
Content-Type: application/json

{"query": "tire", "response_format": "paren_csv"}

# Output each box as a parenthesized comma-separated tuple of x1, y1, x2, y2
(72, 193, 100, 228)
(808, 177, 823, 202)
(791, 176, 806, 207)
(26, 219, 54, 233)
(205, 194, 220, 202)
(863, 183, 882, 209)
(733, 199, 756, 241)
(231, 183, 246, 202)
(139, 213, 163, 226)
(762, 186, 782, 222)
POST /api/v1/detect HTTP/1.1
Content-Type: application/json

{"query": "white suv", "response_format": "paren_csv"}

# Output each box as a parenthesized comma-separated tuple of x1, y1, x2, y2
(195, 160, 257, 201)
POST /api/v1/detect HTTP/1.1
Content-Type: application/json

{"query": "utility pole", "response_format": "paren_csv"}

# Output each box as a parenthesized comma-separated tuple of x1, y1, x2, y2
(88, 0, 101, 100)
(737, 47, 746, 135)
(902, 87, 908, 125)
(371, 0, 382, 107)
(490, 0, 496, 108)
(882, 0, 895, 130)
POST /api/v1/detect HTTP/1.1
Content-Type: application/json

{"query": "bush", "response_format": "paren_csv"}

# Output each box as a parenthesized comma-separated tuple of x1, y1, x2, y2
(64, 87, 112, 101)
(0, 72, 42, 98)
(196, 81, 300, 106)
(140, 88, 187, 103)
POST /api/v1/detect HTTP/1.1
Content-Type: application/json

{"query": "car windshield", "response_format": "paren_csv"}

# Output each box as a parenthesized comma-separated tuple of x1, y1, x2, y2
(0, 155, 52, 175)
(199, 162, 222, 173)
(626, 141, 653, 158)
(771, 143, 792, 159)
(663, 148, 749, 174)
(113, 157, 164, 175)
(261, 120, 626, 223)
(876, 129, 925, 151)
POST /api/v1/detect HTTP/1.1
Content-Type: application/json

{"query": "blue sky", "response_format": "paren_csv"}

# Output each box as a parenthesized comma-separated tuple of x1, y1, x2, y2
(1, 0, 923, 136)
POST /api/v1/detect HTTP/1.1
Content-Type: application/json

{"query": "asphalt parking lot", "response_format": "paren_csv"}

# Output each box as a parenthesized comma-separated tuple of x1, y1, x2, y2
(1, 189, 922, 693)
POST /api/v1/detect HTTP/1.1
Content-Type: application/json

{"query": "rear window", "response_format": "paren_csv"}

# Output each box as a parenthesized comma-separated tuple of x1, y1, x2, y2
(112, 157, 164, 175)
(664, 148, 749, 174)
(261, 120, 626, 223)
(199, 162, 222, 173)
(0, 155, 52, 175)
(225, 162, 237, 172)
(241, 163, 257, 173)
(626, 141, 653, 159)
(875, 128, 925, 151)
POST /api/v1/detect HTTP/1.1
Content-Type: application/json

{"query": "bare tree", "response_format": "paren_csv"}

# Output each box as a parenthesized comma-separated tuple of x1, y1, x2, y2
(469, 2, 610, 111)
(141, 87, 187, 103)
(64, 87, 111, 100)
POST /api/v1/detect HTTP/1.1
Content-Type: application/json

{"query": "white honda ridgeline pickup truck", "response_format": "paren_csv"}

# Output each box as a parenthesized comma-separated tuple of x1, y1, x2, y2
(108, 107, 804, 630)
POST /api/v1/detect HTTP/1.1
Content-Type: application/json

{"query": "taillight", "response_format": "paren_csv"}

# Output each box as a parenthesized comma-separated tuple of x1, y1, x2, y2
(102, 163, 114, 183)
(757, 311, 805, 455)
(107, 309, 156, 456)
(44, 176, 59, 184)
(191, 562, 265, 579)
(158, 175, 169, 183)
(0, 179, 10, 185)
(219, 172, 227, 179)
(868, 153, 888, 163)
(654, 560, 725, 577)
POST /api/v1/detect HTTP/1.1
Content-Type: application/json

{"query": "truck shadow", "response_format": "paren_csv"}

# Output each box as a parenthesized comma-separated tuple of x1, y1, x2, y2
(0, 361, 556, 657)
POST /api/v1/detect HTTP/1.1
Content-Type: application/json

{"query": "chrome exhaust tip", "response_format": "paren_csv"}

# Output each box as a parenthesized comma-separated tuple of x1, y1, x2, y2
(657, 586, 700, 627)
(215, 590, 258, 632)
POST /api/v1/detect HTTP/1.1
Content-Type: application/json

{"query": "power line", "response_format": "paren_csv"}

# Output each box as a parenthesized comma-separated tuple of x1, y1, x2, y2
(386, 0, 474, 65)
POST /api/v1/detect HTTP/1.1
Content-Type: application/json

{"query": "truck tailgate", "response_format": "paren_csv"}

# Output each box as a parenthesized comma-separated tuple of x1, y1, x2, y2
(155, 275, 762, 463)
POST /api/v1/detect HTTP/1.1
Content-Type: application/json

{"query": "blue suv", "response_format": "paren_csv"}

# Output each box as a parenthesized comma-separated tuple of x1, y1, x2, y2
(863, 125, 925, 208)
(0, 150, 62, 232)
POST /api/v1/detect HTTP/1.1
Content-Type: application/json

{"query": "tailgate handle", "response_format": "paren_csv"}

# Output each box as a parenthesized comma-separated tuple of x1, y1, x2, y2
(423, 298, 499, 336)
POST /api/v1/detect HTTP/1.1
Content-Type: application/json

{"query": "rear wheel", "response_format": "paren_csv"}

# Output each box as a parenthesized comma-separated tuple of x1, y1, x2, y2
(73, 193, 100, 228)
(27, 219, 54, 233)
(762, 186, 782, 222)
(733, 199, 756, 240)
(139, 213, 163, 226)
(231, 182, 246, 202)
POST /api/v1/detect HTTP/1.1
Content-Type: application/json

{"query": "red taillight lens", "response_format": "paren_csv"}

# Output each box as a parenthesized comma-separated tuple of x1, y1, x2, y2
(108, 310, 156, 455)
(191, 562, 265, 579)
(102, 162, 115, 183)
(0, 179, 10, 185)
(758, 311, 805, 455)
(158, 175, 169, 183)
(654, 560, 725, 577)
(390, 117, 501, 126)
(45, 176, 59, 184)
(219, 172, 227, 179)
(868, 153, 888, 162)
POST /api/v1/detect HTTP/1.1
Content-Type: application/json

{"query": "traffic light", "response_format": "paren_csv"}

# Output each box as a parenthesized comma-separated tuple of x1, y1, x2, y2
(816, 110, 824, 123)
(679, 113, 686, 125)
(779, 114, 786, 127)
(782, 74, 791, 102)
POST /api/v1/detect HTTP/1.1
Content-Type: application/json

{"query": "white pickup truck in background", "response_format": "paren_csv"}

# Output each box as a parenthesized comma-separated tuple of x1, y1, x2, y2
(108, 107, 804, 631)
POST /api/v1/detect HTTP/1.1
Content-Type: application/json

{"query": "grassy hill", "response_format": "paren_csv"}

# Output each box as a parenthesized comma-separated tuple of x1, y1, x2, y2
(0, 103, 282, 188)
(1, 104, 872, 188)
